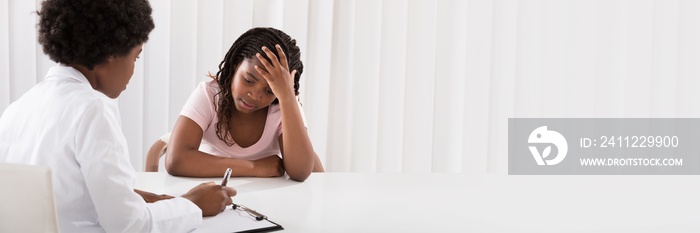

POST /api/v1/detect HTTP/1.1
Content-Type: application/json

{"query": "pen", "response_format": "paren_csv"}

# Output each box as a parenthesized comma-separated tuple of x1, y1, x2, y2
(232, 203, 267, 221)
(221, 168, 232, 186)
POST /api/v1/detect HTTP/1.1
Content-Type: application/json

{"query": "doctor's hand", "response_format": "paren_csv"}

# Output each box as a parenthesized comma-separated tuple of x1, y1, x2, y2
(182, 182, 237, 216)
(134, 189, 174, 203)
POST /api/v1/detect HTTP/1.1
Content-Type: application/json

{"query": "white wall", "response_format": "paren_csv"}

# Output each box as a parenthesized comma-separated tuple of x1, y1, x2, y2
(2, 0, 700, 173)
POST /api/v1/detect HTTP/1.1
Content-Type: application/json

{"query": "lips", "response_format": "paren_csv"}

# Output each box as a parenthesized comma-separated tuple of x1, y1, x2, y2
(240, 99, 255, 110)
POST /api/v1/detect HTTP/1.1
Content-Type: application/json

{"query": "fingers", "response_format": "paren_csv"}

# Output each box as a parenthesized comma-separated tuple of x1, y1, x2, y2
(198, 181, 215, 187)
(219, 186, 235, 212)
(255, 53, 272, 78)
(262, 46, 280, 68)
(208, 185, 235, 214)
(255, 45, 289, 77)
(223, 186, 237, 197)
(275, 44, 289, 70)
(193, 182, 215, 190)
(220, 194, 229, 212)
(275, 158, 285, 177)
(255, 46, 277, 74)
(277, 167, 284, 177)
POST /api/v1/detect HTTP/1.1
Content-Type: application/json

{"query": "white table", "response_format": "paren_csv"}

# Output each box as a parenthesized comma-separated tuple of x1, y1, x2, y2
(136, 172, 700, 233)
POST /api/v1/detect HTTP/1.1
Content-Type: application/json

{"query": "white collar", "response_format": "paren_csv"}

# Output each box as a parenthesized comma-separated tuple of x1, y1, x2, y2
(45, 65, 90, 85)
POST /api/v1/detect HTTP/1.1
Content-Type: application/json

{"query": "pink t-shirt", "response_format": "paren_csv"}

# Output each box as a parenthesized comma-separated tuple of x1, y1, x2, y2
(179, 80, 306, 160)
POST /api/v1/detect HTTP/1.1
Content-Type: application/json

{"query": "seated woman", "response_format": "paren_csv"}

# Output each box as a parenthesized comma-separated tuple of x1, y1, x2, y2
(165, 27, 324, 182)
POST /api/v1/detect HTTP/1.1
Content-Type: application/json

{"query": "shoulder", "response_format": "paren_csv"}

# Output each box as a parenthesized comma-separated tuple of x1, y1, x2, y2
(183, 80, 220, 106)
(74, 92, 120, 123)
(44, 66, 114, 111)
(191, 79, 221, 102)
(56, 81, 117, 118)
(202, 79, 220, 94)
(185, 79, 218, 94)
(180, 80, 221, 129)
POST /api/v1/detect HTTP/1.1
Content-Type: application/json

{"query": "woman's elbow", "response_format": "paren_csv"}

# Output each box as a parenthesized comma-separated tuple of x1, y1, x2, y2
(287, 169, 311, 182)
(164, 152, 187, 176)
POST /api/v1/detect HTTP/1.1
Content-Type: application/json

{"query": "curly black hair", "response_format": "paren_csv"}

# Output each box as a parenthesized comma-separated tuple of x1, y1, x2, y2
(211, 27, 304, 146)
(37, 0, 155, 70)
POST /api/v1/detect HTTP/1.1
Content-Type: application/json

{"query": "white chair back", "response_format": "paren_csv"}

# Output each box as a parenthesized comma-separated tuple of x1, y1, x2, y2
(0, 162, 60, 233)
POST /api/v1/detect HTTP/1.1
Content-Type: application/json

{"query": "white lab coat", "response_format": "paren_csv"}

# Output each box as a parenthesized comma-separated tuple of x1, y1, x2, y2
(0, 66, 202, 233)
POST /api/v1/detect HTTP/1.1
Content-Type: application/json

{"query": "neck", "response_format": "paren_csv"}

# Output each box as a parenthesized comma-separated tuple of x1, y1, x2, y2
(231, 106, 268, 120)
(70, 64, 99, 90)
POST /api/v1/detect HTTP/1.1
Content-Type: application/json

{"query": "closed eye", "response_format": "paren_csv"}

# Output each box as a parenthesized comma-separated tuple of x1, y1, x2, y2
(244, 77, 254, 85)
(266, 88, 274, 95)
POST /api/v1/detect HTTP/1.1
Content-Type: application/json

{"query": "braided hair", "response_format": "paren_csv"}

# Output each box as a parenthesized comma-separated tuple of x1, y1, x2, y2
(211, 27, 304, 146)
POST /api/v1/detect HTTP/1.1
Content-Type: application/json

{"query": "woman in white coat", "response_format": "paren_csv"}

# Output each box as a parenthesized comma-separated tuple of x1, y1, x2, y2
(0, 0, 236, 232)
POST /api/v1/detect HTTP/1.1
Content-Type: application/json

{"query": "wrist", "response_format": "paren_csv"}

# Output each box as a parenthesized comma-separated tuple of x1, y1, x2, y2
(243, 159, 256, 175)
(276, 95, 297, 104)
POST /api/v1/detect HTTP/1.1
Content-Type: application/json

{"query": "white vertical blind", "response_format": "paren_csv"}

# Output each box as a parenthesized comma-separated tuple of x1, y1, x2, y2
(624, 0, 653, 117)
(8, 0, 35, 104)
(487, 0, 518, 174)
(254, 0, 283, 27)
(376, 0, 407, 173)
(142, 0, 172, 166)
(402, 0, 437, 173)
(304, 0, 334, 169)
(282, 0, 309, 83)
(677, 0, 700, 117)
(432, 0, 467, 173)
(595, 0, 624, 117)
(2, 0, 700, 173)
(566, 0, 597, 117)
(650, 0, 677, 117)
(169, 1, 198, 133)
(0, 0, 9, 111)
(460, 0, 494, 173)
(350, 0, 381, 172)
(196, 0, 224, 85)
(222, 1, 252, 55)
(326, 0, 354, 172)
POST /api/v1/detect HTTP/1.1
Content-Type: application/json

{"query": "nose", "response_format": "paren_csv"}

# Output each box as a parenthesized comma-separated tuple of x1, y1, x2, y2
(248, 91, 262, 101)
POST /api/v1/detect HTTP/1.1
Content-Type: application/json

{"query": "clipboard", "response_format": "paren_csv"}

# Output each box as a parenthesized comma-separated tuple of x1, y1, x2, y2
(193, 203, 283, 233)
